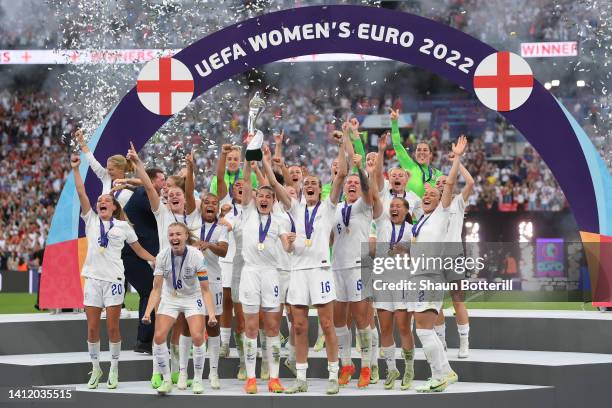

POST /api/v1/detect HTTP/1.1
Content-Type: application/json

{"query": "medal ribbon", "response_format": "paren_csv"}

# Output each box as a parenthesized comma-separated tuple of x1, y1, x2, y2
(171, 248, 188, 291)
(390, 221, 406, 249)
(259, 214, 272, 245)
(288, 212, 296, 233)
(201, 220, 218, 242)
(228, 171, 240, 198)
(304, 202, 321, 240)
(341, 201, 352, 229)
(98, 217, 114, 248)
(411, 214, 431, 239)
(173, 210, 187, 225)
(418, 163, 433, 184)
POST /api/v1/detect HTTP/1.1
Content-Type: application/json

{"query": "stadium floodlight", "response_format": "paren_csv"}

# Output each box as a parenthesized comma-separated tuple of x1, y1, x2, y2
(551, 80, 560, 87)
(576, 80, 586, 87)
(544, 82, 552, 90)
(518, 221, 533, 242)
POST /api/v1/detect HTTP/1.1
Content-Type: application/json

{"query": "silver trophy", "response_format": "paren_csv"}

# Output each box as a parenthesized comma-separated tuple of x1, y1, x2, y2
(246, 92, 266, 161)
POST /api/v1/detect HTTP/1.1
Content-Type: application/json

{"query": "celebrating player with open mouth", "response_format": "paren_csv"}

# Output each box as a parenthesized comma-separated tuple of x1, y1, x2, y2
(268, 125, 350, 395)
(332, 121, 380, 389)
(127, 143, 201, 388)
(409, 136, 467, 393)
(71, 154, 155, 390)
(74, 129, 135, 207)
(186, 151, 230, 389)
(143, 222, 217, 395)
(370, 194, 416, 391)
(234, 150, 292, 394)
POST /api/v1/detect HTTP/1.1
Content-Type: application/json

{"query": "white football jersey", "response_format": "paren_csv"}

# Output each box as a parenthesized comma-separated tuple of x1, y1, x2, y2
(154, 246, 207, 298)
(379, 180, 423, 222)
(239, 201, 287, 268)
(153, 205, 201, 253)
(288, 198, 337, 270)
(445, 195, 467, 243)
(81, 210, 138, 283)
(219, 195, 243, 263)
(331, 198, 373, 270)
(194, 215, 229, 283)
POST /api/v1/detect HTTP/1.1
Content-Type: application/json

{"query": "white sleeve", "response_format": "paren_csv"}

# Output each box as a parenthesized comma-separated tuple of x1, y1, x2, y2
(153, 252, 165, 276)
(124, 223, 138, 244)
(84, 151, 109, 181)
(217, 225, 229, 243)
(81, 208, 94, 222)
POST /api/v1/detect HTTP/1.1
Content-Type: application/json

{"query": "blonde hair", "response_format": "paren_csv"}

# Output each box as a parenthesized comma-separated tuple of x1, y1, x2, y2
(107, 155, 133, 173)
(168, 222, 194, 245)
(167, 175, 186, 192)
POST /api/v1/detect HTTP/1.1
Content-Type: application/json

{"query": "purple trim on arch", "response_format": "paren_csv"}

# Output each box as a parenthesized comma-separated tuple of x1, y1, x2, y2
(86, 4, 599, 234)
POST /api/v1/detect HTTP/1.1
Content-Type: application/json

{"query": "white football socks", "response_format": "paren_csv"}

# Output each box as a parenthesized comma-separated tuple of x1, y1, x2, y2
(109, 341, 121, 370)
(153, 342, 171, 380)
(208, 335, 220, 377)
(87, 341, 100, 371)
(245, 336, 257, 378)
(178, 335, 192, 374)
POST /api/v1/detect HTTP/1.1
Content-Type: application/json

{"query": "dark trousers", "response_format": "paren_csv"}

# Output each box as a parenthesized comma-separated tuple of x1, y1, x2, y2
(123, 254, 155, 343)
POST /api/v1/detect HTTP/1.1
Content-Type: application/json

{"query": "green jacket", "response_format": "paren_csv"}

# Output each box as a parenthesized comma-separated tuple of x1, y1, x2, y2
(391, 118, 442, 197)
(209, 169, 258, 195)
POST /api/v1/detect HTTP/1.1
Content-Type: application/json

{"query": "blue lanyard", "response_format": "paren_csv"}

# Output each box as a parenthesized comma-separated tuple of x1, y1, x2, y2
(171, 248, 188, 290)
(418, 164, 433, 184)
(173, 210, 187, 225)
(304, 202, 321, 240)
(411, 214, 431, 239)
(259, 214, 272, 244)
(341, 201, 352, 228)
(232, 199, 238, 216)
(201, 220, 218, 242)
(288, 212, 296, 233)
(228, 171, 240, 198)
(98, 217, 114, 248)
(390, 221, 406, 249)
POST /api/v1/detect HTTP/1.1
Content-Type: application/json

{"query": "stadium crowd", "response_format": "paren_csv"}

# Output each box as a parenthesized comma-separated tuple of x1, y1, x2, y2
(0, 81, 575, 270)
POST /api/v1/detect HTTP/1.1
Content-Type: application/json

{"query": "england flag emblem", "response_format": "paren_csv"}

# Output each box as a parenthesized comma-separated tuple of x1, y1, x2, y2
(473, 51, 533, 112)
(136, 57, 194, 116)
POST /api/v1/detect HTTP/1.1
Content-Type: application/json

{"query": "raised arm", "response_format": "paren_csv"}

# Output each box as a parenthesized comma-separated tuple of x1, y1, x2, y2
(251, 161, 267, 187)
(350, 118, 367, 168)
(458, 151, 475, 202)
(75, 129, 107, 180)
(353, 154, 372, 206)
(389, 108, 417, 172)
(442, 136, 467, 208)
(375, 131, 388, 193)
(71, 154, 91, 215)
(273, 130, 284, 172)
(367, 160, 383, 219)
(262, 144, 291, 210)
(215, 144, 232, 199)
(242, 155, 254, 206)
(185, 151, 197, 214)
(329, 125, 349, 205)
(127, 142, 160, 212)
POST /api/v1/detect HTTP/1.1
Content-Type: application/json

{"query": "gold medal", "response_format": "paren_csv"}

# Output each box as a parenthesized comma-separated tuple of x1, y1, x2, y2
(257, 242, 265, 251)
(412, 237, 417, 243)
(173, 289, 178, 297)
(98, 246, 106, 254)
(345, 226, 351, 234)
(305, 239, 312, 247)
